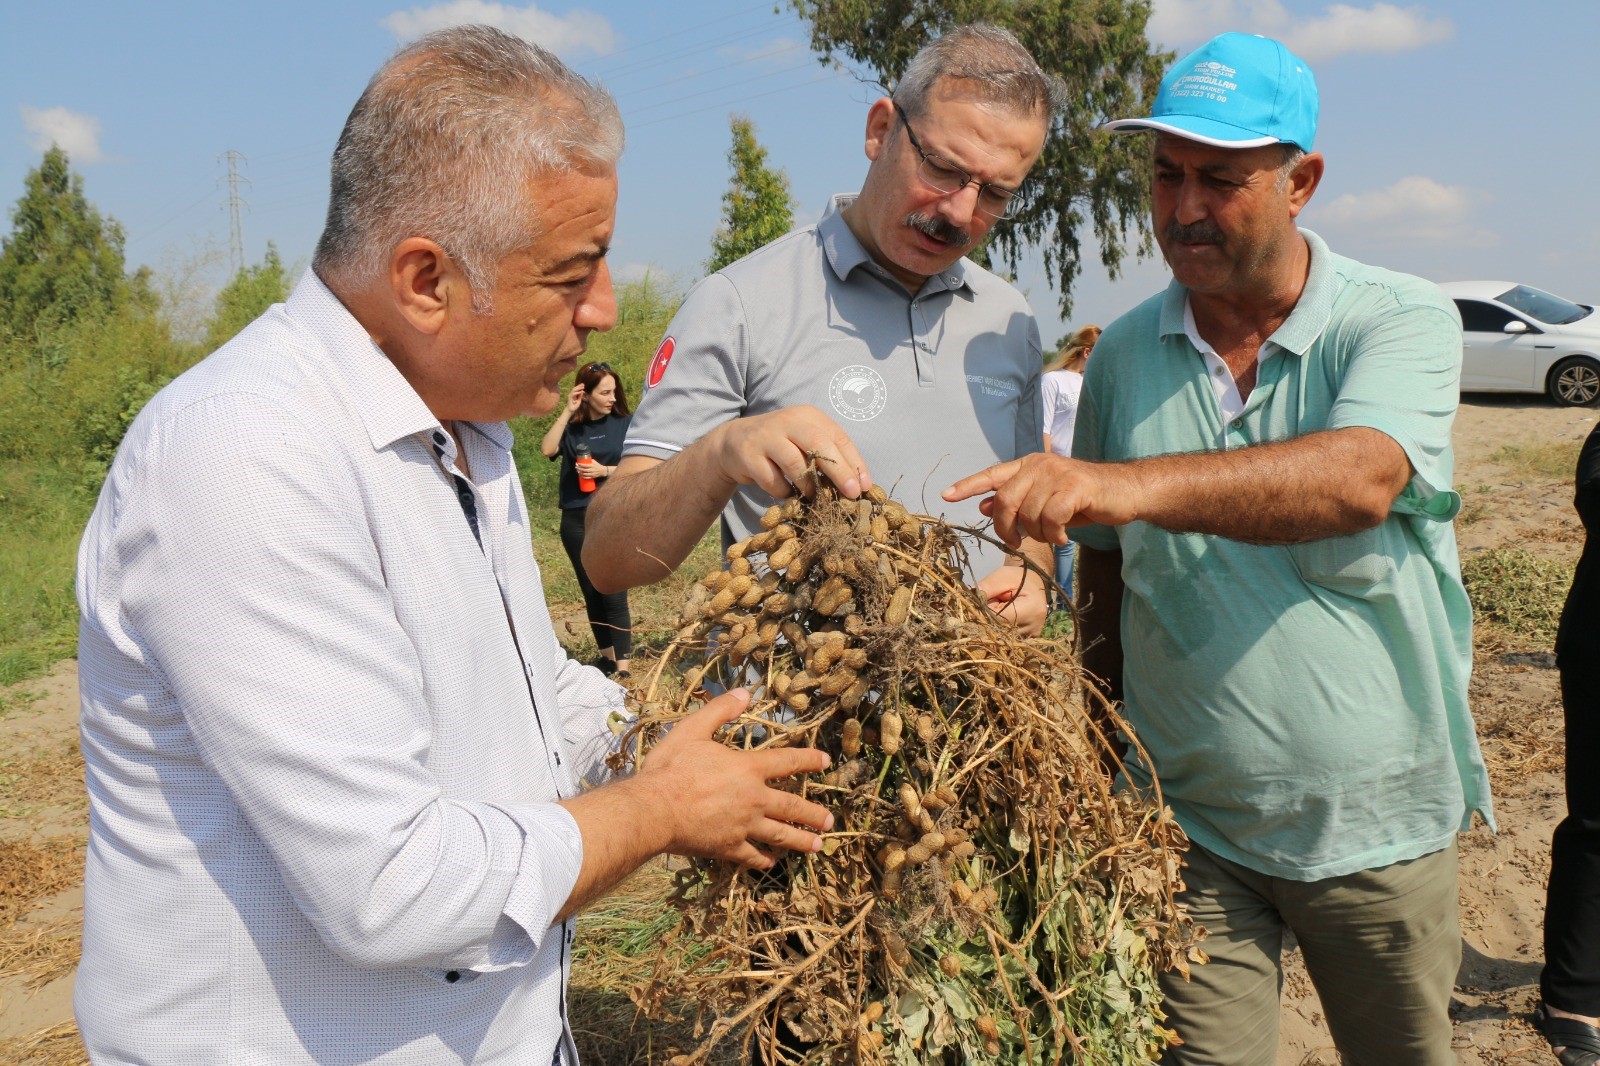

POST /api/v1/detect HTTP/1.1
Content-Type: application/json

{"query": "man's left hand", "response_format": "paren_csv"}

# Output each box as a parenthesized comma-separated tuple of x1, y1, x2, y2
(976, 564, 1048, 637)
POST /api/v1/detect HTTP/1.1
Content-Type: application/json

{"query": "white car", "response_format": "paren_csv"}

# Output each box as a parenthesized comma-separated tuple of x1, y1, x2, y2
(1437, 280, 1600, 406)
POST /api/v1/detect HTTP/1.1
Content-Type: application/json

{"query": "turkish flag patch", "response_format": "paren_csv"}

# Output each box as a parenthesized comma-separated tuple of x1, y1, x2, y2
(647, 336, 675, 388)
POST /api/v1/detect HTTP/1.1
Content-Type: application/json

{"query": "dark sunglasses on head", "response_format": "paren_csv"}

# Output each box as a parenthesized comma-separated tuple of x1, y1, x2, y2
(582, 361, 611, 374)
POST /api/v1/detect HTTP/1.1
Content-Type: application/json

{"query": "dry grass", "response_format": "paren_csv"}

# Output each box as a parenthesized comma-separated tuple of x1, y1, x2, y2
(0, 1021, 86, 1066)
(0, 915, 79, 990)
(540, 526, 724, 664)
(1489, 440, 1584, 482)
(0, 738, 84, 818)
(625, 484, 1198, 1065)
(1456, 496, 1492, 527)
(0, 685, 44, 720)
(1463, 548, 1574, 653)
(1470, 660, 1566, 791)
(570, 862, 735, 1065)
(0, 837, 85, 930)
(1525, 521, 1585, 546)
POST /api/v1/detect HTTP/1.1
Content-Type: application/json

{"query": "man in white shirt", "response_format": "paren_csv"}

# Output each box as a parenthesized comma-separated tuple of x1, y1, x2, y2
(74, 26, 833, 1065)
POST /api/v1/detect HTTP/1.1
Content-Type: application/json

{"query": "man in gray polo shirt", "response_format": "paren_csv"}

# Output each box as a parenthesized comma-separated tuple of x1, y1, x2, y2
(584, 25, 1061, 632)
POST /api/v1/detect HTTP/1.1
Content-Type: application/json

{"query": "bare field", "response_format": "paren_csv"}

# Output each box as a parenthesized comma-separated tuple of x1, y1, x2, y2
(0, 395, 1594, 1064)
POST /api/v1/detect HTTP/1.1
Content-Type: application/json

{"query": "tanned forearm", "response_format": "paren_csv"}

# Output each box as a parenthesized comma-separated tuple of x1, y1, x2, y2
(585, 406, 872, 593)
(554, 776, 671, 922)
(1017, 536, 1052, 573)
(1119, 427, 1410, 544)
(584, 449, 736, 593)
(554, 691, 833, 923)
(947, 427, 1414, 553)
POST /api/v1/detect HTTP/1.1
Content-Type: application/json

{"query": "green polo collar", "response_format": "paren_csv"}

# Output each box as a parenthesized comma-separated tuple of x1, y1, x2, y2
(1158, 228, 1339, 357)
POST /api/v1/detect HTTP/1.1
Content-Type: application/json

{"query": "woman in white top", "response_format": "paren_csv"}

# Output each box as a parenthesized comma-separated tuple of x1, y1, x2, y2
(1039, 324, 1101, 608)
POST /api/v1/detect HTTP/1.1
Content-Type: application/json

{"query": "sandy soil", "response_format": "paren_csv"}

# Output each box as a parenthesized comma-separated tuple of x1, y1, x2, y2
(1, 394, 1595, 1065)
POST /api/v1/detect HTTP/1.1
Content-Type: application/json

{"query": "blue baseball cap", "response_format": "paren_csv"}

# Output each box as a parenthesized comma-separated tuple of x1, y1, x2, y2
(1104, 32, 1318, 152)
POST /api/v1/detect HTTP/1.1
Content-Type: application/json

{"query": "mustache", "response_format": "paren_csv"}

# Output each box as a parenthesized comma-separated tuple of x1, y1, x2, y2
(904, 212, 972, 248)
(1167, 220, 1224, 244)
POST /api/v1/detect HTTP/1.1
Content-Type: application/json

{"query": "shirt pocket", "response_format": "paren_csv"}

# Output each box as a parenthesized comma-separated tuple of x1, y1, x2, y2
(1287, 523, 1397, 593)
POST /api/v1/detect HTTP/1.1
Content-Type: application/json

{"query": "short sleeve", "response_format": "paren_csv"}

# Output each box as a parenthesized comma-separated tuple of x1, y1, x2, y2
(1324, 299, 1463, 519)
(624, 273, 750, 460)
(1040, 373, 1061, 428)
(1015, 364, 1044, 460)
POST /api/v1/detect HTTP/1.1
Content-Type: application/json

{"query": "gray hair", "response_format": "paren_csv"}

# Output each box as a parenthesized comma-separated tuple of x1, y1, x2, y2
(1275, 145, 1306, 191)
(314, 24, 623, 311)
(892, 24, 1067, 121)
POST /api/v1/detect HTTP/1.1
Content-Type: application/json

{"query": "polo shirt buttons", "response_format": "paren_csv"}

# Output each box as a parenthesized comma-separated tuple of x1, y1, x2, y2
(1230, 418, 1244, 429)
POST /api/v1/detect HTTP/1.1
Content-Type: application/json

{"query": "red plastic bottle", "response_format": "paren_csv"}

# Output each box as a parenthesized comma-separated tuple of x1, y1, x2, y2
(574, 443, 597, 493)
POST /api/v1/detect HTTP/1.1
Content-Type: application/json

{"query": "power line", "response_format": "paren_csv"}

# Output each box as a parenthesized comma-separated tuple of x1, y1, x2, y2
(195, 15, 817, 187)
(622, 59, 820, 117)
(609, 39, 805, 100)
(131, 18, 853, 258)
(125, 178, 217, 235)
(587, 1, 785, 71)
(630, 69, 853, 130)
(216, 150, 251, 273)
(592, 16, 805, 83)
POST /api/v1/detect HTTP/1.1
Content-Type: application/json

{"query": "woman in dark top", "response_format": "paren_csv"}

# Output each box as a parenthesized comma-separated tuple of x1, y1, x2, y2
(1540, 418, 1600, 1065)
(540, 361, 633, 677)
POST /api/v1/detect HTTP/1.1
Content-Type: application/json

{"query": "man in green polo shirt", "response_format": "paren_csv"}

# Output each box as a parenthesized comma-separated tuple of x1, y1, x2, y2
(946, 31, 1492, 1065)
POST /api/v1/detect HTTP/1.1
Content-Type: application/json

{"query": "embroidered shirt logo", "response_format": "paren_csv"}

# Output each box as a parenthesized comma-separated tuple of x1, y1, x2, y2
(647, 336, 675, 389)
(965, 374, 1020, 399)
(828, 365, 888, 422)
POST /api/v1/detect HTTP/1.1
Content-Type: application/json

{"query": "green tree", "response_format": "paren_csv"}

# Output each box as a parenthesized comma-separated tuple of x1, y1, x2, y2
(787, 0, 1170, 315)
(204, 243, 291, 351)
(707, 116, 796, 274)
(0, 145, 132, 336)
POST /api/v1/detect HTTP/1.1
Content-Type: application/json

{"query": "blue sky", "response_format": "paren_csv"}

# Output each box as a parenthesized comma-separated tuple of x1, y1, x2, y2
(3, 0, 1596, 347)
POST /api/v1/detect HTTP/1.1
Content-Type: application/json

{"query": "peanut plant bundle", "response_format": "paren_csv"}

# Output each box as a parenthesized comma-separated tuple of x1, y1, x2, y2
(616, 482, 1203, 1065)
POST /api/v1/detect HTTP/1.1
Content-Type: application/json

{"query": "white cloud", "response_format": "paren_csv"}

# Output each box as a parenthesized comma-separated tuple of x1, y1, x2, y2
(1147, 1, 1452, 61)
(1147, 0, 1285, 50)
(19, 105, 106, 164)
(1283, 3, 1453, 62)
(1314, 175, 1494, 246)
(382, 1, 615, 59)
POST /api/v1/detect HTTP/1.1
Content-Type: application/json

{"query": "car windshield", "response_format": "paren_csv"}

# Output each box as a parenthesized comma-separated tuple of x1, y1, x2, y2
(1495, 284, 1592, 325)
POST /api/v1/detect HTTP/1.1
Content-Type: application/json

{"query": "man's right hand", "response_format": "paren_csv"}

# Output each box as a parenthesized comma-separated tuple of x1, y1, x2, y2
(556, 688, 835, 919)
(706, 405, 871, 500)
(944, 453, 1143, 548)
(634, 689, 834, 869)
(583, 406, 870, 594)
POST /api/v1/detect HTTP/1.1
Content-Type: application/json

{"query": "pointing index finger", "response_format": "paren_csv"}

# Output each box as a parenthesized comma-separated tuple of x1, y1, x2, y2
(943, 459, 1021, 504)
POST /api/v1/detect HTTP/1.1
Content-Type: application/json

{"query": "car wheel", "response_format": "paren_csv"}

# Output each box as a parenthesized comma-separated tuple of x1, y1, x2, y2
(1548, 356, 1600, 406)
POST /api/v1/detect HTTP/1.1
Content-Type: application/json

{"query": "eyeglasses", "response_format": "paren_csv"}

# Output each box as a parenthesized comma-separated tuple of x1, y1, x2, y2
(582, 361, 611, 373)
(897, 110, 1024, 220)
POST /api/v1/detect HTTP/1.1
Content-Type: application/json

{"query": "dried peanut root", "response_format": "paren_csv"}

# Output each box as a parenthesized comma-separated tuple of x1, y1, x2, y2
(623, 479, 1200, 1066)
